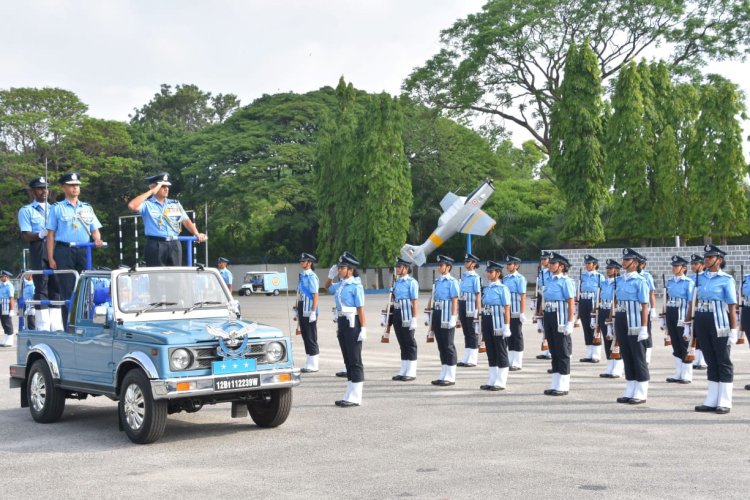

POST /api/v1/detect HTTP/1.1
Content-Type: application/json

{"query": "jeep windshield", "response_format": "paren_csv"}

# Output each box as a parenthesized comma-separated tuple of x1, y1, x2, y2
(117, 269, 229, 314)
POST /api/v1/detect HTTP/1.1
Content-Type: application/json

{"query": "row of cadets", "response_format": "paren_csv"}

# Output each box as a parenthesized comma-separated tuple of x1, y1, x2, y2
(457, 253, 482, 367)
(598, 259, 624, 378)
(296, 253, 320, 374)
(17, 176, 50, 331)
(579, 254, 604, 363)
(502, 255, 527, 370)
(541, 252, 576, 396)
(429, 255, 460, 386)
(662, 255, 695, 384)
(688, 254, 708, 369)
(391, 258, 419, 381)
(480, 260, 511, 390)
(535, 251, 553, 360)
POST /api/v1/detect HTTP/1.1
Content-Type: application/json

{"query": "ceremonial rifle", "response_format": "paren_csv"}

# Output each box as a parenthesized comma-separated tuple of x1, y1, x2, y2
(609, 273, 621, 360)
(381, 269, 396, 343)
(662, 274, 671, 347)
(592, 273, 602, 345)
(425, 270, 436, 343)
(684, 272, 698, 363)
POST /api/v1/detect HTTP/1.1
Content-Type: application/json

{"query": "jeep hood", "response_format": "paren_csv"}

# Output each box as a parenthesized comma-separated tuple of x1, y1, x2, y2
(116, 318, 284, 345)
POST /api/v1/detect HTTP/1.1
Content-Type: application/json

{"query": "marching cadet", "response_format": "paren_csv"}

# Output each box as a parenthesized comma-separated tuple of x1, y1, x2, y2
(457, 253, 482, 367)
(579, 255, 604, 363)
(127, 172, 206, 266)
(17, 176, 51, 330)
(535, 251, 553, 360)
(542, 252, 575, 396)
(690, 244, 737, 414)
(688, 254, 708, 370)
(663, 256, 695, 384)
(46, 172, 104, 329)
(391, 258, 419, 381)
(217, 257, 233, 292)
(638, 258, 658, 364)
(615, 248, 650, 405)
(326, 252, 366, 407)
(480, 260, 511, 390)
(741, 269, 750, 392)
(0, 271, 15, 347)
(430, 255, 460, 386)
(599, 259, 624, 378)
(297, 253, 320, 374)
(502, 255, 527, 370)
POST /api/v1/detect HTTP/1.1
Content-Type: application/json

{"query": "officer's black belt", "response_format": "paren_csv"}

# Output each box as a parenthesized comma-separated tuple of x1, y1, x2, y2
(55, 241, 81, 247)
(146, 235, 178, 242)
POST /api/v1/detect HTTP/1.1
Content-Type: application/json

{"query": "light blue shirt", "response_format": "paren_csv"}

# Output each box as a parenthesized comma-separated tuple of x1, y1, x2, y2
(482, 280, 510, 306)
(335, 277, 364, 308)
(459, 271, 481, 294)
(46, 199, 102, 243)
(18, 201, 48, 233)
(218, 268, 233, 286)
(0, 281, 14, 300)
(581, 270, 604, 293)
(22, 280, 35, 300)
(434, 274, 460, 301)
(616, 272, 649, 303)
(538, 268, 552, 287)
(666, 275, 694, 302)
(297, 270, 318, 298)
(600, 277, 617, 303)
(641, 270, 655, 292)
(742, 275, 750, 302)
(544, 274, 576, 301)
(393, 276, 418, 301)
(696, 270, 737, 304)
(139, 196, 188, 237)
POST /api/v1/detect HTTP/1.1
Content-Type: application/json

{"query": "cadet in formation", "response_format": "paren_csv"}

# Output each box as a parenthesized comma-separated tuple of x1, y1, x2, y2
(688, 254, 708, 370)
(457, 253, 482, 367)
(579, 255, 603, 364)
(0, 271, 15, 347)
(391, 258, 419, 381)
(598, 259, 624, 378)
(663, 255, 694, 385)
(535, 251, 552, 360)
(296, 253, 320, 373)
(502, 255, 526, 370)
(638, 258, 658, 364)
(541, 252, 575, 396)
(217, 257, 232, 292)
(480, 260, 511, 391)
(429, 255, 460, 386)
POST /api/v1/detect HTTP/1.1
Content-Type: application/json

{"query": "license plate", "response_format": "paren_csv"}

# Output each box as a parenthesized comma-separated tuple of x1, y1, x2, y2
(214, 374, 260, 391)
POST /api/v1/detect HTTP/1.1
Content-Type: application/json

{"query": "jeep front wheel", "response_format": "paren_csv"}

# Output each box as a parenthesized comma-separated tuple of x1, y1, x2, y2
(119, 369, 168, 444)
(27, 359, 66, 423)
(247, 388, 292, 428)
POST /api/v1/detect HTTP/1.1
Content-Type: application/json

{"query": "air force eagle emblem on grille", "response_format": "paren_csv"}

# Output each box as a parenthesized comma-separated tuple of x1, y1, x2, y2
(206, 322, 257, 358)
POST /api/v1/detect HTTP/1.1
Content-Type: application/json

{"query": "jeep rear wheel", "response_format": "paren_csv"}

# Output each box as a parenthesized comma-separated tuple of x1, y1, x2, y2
(119, 369, 167, 444)
(248, 388, 292, 428)
(27, 359, 66, 423)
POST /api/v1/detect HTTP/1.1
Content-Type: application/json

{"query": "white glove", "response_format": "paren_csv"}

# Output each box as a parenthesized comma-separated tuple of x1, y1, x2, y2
(637, 326, 649, 342)
(358, 327, 367, 342)
(682, 323, 691, 341)
(659, 318, 666, 330)
(380, 316, 387, 327)
(327, 265, 338, 280)
(536, 319, 543, 333)
(728, 328, 738, 345)
(448, 316, 457, 329)
(38, 228, 48, 239)
(590, 315, 597, 329)
(606, 324, 613, 340)
(309, 311, 316, 323)
(564, 321, 573, 335)
(519, 313, 527, 324)
(409, 317, 417, 331)
(650, 309, 658, 321)
(502, 324, 511, 338)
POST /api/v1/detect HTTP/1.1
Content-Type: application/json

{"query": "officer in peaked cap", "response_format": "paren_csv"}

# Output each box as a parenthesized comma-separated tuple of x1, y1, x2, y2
(580, 254, 604, 364)
(430, 254, 460, 386)
(535, 251, 554, 360)
(690, 253, 704, 265)
(598, 258, 624, 378)
(391, 256, 419, 381)
(216, 257, 232, 292)
(693, 243, 738, 414)
(297, 252, 320, 373)
(664, 255, 694, 385)
(633, 252, 657, 365)
(687, 253, 707, 369)
(18, 176, 51, 330)
(127, 172, 207, 267)
(502, 255, 527, 371)
(479, 259, 512, 390)
(0, 271, 16, 344)
(541, 251, 575, 396)
(458, 253, 483, 367)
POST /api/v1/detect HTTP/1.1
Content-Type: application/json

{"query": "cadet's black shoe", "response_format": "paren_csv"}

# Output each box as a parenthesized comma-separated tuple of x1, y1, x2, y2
(536, 354, 551, 360)
(600, 373, 613, 378)
(480, 384, 491, 390)
(715, 406, 731, 414)
(550, 390, 568, 396)
(616, 397, 632, 404)
(745, 384, 750, 390)
(590, 359, 600, 363)
(300, 368, 318, 373)
(487, 386, 505, 391)
(457, 362, 468, 367)
(694, 405, 717, 412)
(547, 368, 554, 374)
(334, 400, 345, 406)
(628, 398, 646, 405)
(579, 358, 593, 363)
(337, 401, 359, 408)
(509, 366, 522, 371)
(392, 375, 404, 381)
(665, 377, 680, 383)
(335, 371, 347, 378)
(464, 363, 477, 368)
(543, 389, 554, 395)
(400, 376, 416, 382)
(434, 380, 455, 386)
(677, 379, 691, 384)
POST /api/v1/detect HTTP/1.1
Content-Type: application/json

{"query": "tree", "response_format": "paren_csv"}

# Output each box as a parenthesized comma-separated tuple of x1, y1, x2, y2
(404, 0, 750, 154)
(548, 41, 606, 245)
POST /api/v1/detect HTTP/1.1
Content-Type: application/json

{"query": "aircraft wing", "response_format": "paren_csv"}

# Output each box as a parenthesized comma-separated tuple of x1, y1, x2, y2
(459, 210, 496, 236)
(439, 192, 460, 211)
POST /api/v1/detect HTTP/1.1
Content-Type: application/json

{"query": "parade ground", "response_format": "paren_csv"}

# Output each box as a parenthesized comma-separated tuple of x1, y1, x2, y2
(1, 292, 749, 499)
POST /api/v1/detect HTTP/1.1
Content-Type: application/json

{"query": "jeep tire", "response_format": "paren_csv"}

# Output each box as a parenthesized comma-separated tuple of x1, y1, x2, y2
(248, 388, 292, 428)
(119, 369, 168, 444)
(27, 359, 66, 423)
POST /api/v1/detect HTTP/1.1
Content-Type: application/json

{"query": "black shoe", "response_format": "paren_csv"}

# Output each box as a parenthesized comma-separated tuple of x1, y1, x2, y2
(694, 405, 717, 412)
(457, 362, 468, 367)
(337, 401, 359, 407)
(392, 375, 405, 381)
(715, 406, 731, 414)
(480, 384, 491, 390)
(334, 400, 345, 406)
(590, 359, 600, 363)
(509, 366, 521, 371)
(464, 363, 477, 368)
(400, 376, 416, 382)
(628, 398, 646, 405)
(694, 365, 707, 370)
(548, 390, 568, 396)
(335, 371, 347, 378)
(677, 379, 692, 384)
(616, 397, 632, 404)
(487, 386, 505, 391)
(438, 380, 455, 386)
(580, 358, 593, 363)
(665, 377, 680, 383)
(745, 384, 750, 391)
(610, 374, 621, 378)
(547, 369, 554, 374)
(536, 354, 551, 360)
(300, 368, 318, 373)
(543, 389, 554, 395)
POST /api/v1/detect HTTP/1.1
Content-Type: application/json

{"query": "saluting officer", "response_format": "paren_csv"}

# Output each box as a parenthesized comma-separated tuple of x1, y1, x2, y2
(217, 257, 232, 292)
(127, 173, 206, 266)
(480, 260, 511, 390)
(663, 256, 695, 384)
(457, 253, 482, 368)
(615, 248, 650, 405)
(46, 172, 104, 329)
(691, 244, 737, 414)
(430, 255, 460, 386)
(327, 252, 366, 407)
(579, 255, 604, 363)
(638, 258, 658, 364)
(17, 176, 51, 330)
(391, 258, 419, 381)
(542, 252, 575, 396)
(599, 259, 624, 378)
(296, 253, 320, 374)
(688, 254, 708, 370)
(502, 255, 527, 370)
(535, 251, 553, 360)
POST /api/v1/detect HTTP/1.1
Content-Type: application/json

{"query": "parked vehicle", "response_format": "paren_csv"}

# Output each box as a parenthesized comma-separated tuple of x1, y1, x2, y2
(238, 271, 288, 296)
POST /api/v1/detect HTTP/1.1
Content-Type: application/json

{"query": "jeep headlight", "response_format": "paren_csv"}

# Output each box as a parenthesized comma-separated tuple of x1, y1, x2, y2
(264, 341, 285, 363)
(170, 348, 192, 371)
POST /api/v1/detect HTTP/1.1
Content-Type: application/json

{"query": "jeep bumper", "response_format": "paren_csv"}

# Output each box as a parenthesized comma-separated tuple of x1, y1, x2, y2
(149, 368, 301, 400)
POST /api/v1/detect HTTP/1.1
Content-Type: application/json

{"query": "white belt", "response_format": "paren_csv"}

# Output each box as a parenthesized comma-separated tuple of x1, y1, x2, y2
(600, 300, 612, 310)
(580, 292, 596, 300)
(696, 302, 715, 313)
(543, 302, 558, 311)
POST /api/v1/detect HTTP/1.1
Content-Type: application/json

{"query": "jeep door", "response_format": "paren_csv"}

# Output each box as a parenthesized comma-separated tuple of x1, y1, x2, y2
(72, 276, 115, 386)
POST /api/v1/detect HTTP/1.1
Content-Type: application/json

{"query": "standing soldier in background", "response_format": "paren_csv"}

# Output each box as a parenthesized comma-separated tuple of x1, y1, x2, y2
(126, 173, 206, 266)
(296, 253, 320, 374)
(503, 255, 527, 371)
(638, 258, 657, 364)
(480, 260, 511, 390)
(430, 255, 460, 386)
(599, 259, 623, 378)
(741, 268, 750, 392)
(535, 251, 553, 360)
(579, 255, 604, 363)
(0, 271, 15, 347)
(217, 257, 232, 292)
(542, 252, 575, 396)
(457, 253, 482, 368)
(663, 256, 695, 385)
(391, 258, 419, 381)
(20, 274, 35, 330)
(688, 254, 708, 370)
(17, 176, 50, 330)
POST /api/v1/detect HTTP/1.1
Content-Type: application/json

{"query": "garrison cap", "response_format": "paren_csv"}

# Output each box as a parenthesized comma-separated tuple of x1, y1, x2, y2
(463, 253, 480, 264)
(217, 257, 230, 264)
(58, 172, 81, 185)
(147, 172, 172, 186)
(690, 254, 704, 264)
(486, 260, 503, 271)
(703, 244, 727, 258)
(0, 270, 12, 278)
(29, 176, 48, 188)
(436, 255, 454, 265)
(670, 255, 688, 266)
(395, 257, 412, 268)
(337, 251, 360, 268)
(583, 254, 599, 264)
(549, 252, 570, 267)
(622, 248, 646, 262)
(605, 259, 622, 270)
(298, 252, 317, 263)
(504, 255, 521, 264)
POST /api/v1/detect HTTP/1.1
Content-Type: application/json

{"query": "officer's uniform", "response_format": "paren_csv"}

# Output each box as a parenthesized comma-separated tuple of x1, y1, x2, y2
(598, 259, 623, 378)
(21, 277, 35, 330)
(481, 260, 511, 390)
(18, 176, 50, 330)
(217, 257, 233, 289)
(640, 266, 657, 363)
(137, 173, 190, 266)
(740, 273, 750, 391)
(328, 252, 365, 406)
(458, 253, 482, 367)
(687, 254, 708, 369)
(693, 245, 737, 414)
(46, 173, 102, 328)
(430, 255, 460, 386)
(0, 272, 15, 344)
(296, 253, 320, 373)
(664, 256, 695, 384)
(391, 258, 419, 381)
(615, 248, 651, 405)
(579, 255, 603, 363)
(535, 252, 553, 359)
(542, 253, 575, 395)
(502, 255, 527, 370)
